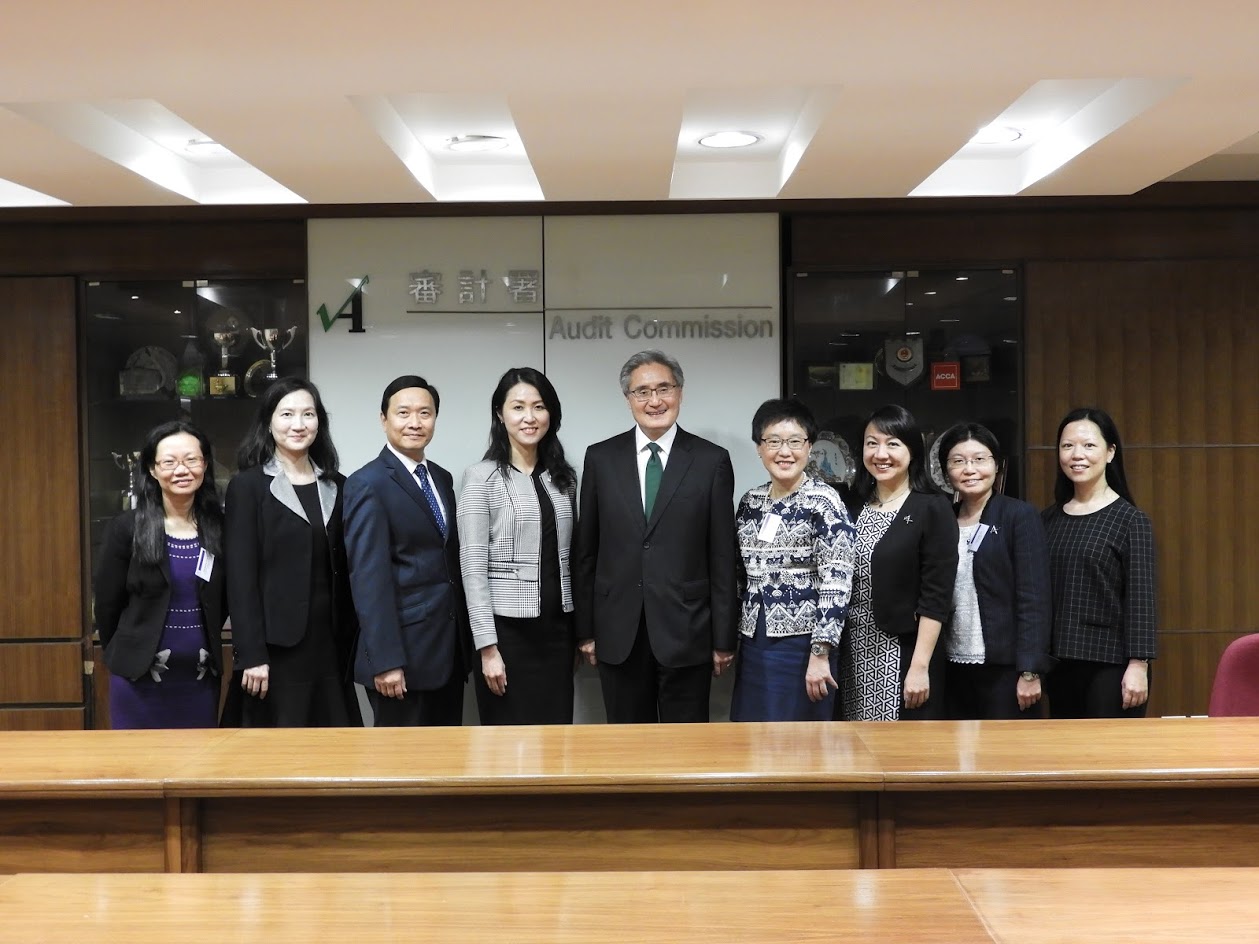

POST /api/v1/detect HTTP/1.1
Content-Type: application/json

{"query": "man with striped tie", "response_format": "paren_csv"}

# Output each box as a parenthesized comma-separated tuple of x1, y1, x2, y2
(344, 375, 467, 726)
(574, 351, 737, 723)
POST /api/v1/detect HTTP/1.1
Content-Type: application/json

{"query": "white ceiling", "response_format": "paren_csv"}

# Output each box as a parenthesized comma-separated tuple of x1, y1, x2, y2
(3, 0, 1259, 207)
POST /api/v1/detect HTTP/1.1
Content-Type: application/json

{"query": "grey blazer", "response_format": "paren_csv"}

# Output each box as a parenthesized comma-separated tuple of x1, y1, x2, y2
(457, 460, 575, 650)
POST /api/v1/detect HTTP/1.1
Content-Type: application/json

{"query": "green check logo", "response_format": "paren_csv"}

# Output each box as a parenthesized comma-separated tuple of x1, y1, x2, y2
(316, 276, 370, 333)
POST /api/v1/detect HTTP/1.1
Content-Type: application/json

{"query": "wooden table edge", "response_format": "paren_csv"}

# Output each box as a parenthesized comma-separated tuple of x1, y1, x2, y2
(160, 774, 886, 797)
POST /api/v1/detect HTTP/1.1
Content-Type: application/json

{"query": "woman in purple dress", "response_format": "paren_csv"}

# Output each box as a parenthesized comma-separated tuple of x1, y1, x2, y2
(94, 420, 226, 728)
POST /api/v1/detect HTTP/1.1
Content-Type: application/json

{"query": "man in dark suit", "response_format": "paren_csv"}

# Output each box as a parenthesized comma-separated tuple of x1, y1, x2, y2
(575, 350, 737, 723)
(343, 375, 465, 726)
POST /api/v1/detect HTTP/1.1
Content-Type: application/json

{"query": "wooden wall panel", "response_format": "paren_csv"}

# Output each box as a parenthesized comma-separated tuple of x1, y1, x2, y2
(789, 200, 1259, 267)
(1149, 631, 1246, 717)
(0, 643, 83, 704)
(0, 221, 305, 279)
(0, 277, 81, 641)
(1024, 261, 1259, 446)
(0, 708, 83, 730)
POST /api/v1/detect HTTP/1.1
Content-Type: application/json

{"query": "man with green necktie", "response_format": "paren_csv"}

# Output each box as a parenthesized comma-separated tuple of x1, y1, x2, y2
(574, 350, 737, 723)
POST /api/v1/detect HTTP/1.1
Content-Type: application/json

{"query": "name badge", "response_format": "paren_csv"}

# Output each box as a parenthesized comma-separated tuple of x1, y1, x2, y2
(758, 513, 782, 542)
(195, 548, 215, 580)
(966, 523, 990, 552)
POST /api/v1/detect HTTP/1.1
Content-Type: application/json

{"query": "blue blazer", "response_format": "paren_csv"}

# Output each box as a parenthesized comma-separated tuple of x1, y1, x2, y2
(343, 447, 467, 691)
(959, 492, 1053, 674)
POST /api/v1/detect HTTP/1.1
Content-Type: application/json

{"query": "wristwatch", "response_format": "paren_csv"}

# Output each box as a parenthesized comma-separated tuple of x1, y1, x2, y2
(1020, 671, 1040, 681)
(810, 643, 831, 657)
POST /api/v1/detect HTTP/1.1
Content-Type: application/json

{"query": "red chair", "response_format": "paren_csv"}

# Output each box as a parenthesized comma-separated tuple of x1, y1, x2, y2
(1208, 634, 1259, 716)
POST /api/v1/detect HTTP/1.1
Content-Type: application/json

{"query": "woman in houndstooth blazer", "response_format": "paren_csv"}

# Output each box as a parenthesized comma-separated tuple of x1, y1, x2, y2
(1042, 407, 1156, 718)
(457, 367, 578, 724)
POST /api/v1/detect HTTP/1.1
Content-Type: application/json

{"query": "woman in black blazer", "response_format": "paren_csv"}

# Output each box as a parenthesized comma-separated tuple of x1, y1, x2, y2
(225, 377, 360, 727)
(837, 405, 958, 721)
(94, 420, 226, 729)
(935, 423, 1052, 719)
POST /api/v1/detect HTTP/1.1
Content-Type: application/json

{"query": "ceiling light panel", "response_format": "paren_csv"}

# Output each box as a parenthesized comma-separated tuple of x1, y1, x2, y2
(911, 78, 1187, 197)
(671, 86, 838, 199)
(0, 176, 68, 207)
(350, 92, 542, 201)
(2, 99, 304, 204)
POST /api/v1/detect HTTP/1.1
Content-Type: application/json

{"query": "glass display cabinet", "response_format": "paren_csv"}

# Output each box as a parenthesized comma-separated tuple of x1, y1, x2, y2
(82, 278, 308, 601)
(786, 267, 1024, 497)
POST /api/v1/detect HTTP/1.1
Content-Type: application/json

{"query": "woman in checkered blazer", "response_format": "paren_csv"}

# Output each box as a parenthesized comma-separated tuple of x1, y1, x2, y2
(457, 367, 578, 724)
(1042, 408, 1156, 718)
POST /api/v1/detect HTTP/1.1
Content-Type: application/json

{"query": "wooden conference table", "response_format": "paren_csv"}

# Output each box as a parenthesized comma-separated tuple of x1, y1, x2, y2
(2, 718, 1258, 874)
(1, 867, 1255, 942)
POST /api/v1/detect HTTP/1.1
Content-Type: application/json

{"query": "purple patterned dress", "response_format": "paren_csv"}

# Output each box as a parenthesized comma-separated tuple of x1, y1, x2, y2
(109, 535, 218, 729)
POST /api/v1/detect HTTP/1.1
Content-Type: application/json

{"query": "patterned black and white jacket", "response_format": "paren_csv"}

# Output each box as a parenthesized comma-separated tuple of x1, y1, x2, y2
(735, 476, 855, 647)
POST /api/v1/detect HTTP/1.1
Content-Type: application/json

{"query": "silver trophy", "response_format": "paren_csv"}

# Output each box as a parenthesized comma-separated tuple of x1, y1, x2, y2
(209, 328, 240, 398)
(247, 326, 298, 396)
(112, 451, 142, 510)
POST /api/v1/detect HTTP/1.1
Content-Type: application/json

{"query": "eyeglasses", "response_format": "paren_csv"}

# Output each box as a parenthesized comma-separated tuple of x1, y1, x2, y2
(628, 383, 679, 402)
(947, 455, 995, 469)
(761, 437, 810, 451)
(156, 456, 206, 472)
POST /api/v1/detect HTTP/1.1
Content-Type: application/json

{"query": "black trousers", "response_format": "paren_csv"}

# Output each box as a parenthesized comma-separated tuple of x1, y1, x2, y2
(1046, 658, 1149, 718)
(945, 662, 1043, 720)
(367, 668, 464, 726)
(598, 614, 711, 723)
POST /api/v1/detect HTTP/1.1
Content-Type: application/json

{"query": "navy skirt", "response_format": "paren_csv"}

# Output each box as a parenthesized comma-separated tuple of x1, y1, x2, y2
(730, 607, 839, 722)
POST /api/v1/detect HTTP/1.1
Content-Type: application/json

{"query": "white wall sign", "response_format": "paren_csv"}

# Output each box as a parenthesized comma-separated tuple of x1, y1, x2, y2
(308, 213, 781, 723)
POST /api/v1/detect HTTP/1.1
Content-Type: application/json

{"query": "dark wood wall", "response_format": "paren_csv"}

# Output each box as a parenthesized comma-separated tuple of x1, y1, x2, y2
(789, 188, 1259, 716)
(2, 187, 1256, 724)
(0, 220, 304, 730)
(0, 278, 85, 729)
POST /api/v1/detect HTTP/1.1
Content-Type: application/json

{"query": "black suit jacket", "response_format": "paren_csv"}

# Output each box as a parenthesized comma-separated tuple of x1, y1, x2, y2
(224, 463, 357, 674)
(842, 489, 958, 637)
(343, 447, 467, 690)
(962, 492, 1053, 674)
(574, 426, 737, 667)
(93, 510, 227, 681)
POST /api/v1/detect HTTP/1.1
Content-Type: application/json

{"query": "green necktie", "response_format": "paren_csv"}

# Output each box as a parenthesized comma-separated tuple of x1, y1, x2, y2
(644, 442, 663, 519)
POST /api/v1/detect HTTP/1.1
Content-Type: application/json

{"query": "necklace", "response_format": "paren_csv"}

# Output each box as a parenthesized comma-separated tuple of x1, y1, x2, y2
(869, 484, 909, 508)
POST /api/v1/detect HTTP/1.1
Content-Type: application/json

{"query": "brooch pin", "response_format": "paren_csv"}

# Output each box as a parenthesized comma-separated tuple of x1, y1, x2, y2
(903, 514, 913, 524)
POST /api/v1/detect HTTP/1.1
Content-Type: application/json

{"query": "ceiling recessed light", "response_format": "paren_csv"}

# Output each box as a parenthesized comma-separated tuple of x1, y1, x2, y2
(924, 291, 938, 296)
(698, 131, 761, 149)
(446, 134, 509, 153)
(184, 137, 229, 156)
(969, 124, 1023, 145)
(955, 276, 968, 281)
